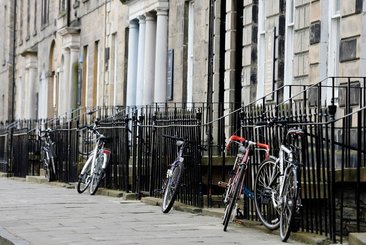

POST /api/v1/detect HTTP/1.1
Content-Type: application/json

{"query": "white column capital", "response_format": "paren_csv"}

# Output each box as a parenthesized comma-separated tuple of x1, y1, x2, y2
(156, 7, 168, 16)
(138, 15, 146, 24)
(129, 19, 139, 28)
(145, 12, 156, 21)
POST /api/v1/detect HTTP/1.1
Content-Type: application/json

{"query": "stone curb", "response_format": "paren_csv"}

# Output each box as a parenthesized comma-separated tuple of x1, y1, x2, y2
(349, 233, 366, 245)
(141, 196, 331, 245)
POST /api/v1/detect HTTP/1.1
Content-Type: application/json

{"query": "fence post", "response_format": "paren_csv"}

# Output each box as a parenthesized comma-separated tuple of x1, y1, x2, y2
(7, 127, 13, 174)
(196, 112, 204, 208)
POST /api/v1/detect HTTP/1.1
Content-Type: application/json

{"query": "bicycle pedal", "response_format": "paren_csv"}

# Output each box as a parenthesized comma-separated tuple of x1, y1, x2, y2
(235, 208, 245, 220)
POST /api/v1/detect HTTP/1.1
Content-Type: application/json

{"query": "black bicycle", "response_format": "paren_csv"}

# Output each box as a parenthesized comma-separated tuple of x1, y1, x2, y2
(39, 128, 56, 182)
(161, 135, 189, 213)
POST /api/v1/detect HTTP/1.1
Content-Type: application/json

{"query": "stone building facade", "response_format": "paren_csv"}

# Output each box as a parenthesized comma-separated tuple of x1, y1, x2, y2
(1, 0, 366, 123)
(0, 0, 129, 121)
(0, 1, 15, 123)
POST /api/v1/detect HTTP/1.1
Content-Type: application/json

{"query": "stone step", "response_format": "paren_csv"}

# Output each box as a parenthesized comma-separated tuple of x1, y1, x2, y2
(349, 233, 366, 245)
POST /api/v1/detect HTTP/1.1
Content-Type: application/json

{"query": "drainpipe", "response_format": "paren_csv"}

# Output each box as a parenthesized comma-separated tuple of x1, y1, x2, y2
(11, 0, 17, 122)
(206, 0, 214, 208)
(67, 0, 71, 26)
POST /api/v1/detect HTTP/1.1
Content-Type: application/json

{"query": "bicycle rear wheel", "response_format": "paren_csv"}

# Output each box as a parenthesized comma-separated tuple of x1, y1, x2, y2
(43, 158, 51, 182)
(254, 159, 280, 230)
(161, 162, 184, 213)
(90, 154, 106, 195)
(280, 165, 298, 242)
(223, 165, 245, 231)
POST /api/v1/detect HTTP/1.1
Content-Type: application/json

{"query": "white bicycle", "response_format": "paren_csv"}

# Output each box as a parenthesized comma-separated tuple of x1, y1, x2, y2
(77, 121, 111, 195)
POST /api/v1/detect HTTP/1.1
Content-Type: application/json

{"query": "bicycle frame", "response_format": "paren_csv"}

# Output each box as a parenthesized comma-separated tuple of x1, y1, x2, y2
(271, 129, 303, 209)
(221, 134, 270, 231)
(80, 136, 109, 177)
(40, 129, 56, 175)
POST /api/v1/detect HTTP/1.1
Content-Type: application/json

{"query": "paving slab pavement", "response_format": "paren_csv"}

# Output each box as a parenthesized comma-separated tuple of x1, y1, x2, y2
(0, 177, 320, 245)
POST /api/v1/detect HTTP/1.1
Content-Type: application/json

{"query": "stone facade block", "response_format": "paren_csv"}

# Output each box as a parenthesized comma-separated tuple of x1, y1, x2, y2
(242, 25, 253, 45)
(342, 0, 357, 16)
(224, 70, 236, 89)
(310, 0, 320, 23)
(225, 11, 237, 31)
(225, 31, 236, 53)
(242, 46, 252, 66)
(341, 14, 362, 39)
(225, 50, 236, 70)
(340, 59, 360, 76)
(309, 43, 320, 65)
(309, 63, 320, 83)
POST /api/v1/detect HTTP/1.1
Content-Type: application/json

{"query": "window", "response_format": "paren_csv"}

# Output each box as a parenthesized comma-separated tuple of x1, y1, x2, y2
(340, 38, 357, 62)
(59, 0, 66, 14)
(33, 1, 37, 35)
(26, 0, 30, 40)
(2, 5, 6, 65)
(310, 22, 321, 45)
(41, 0, 49, 27)
(19, 0, 23, 45)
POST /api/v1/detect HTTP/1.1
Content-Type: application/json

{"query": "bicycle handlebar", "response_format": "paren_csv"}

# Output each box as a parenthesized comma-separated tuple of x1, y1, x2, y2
(225, 134, 270, 154)
(162, 134, 185, 141)
(255, 118, 298, 127)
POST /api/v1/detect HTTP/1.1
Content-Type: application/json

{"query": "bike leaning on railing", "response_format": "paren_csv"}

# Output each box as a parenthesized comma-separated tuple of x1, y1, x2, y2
(161, 135, 190, 213)
(77, 120, 111, 195)
(254, 119, 304, 242)
(219, 135, 270, 231)
(39, 128, 56, 182)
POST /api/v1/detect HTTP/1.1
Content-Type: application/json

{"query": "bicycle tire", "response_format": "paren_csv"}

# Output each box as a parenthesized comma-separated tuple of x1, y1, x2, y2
(90, 154, 106, 195)
(77, 159, 92, 194)
(254, 159, 280, 230)
(161, 162, 184, 213)
(223, 165, 245, 231)
(44, 158, 51, 182)
(50, 157, 56, 181)
(280, 165, 298, 242)
(222, 179, 233, 225)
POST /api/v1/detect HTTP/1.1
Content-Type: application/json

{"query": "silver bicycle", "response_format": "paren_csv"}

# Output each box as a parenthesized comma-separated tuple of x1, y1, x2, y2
(254, 120, 304, 241)
(39, 128, 56, 182)
(77, 121, 111, 195)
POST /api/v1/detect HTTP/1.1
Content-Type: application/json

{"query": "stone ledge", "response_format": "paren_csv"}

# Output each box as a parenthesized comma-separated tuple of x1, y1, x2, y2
(349, 233, 366, 245)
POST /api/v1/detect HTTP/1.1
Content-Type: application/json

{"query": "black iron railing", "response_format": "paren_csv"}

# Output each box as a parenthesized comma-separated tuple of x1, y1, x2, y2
(0, 77, 366, 243)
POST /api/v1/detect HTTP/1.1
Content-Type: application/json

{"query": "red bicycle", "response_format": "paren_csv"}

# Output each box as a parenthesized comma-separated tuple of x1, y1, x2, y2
(219, 135, 270, 231)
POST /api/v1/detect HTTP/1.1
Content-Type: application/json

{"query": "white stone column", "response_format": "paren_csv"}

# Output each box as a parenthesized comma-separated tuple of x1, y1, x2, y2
(126, 20, 139, 106)
(28, 66, 37, 119)
(21, 51, 38, 119)
(69, 47, 79, 115)
(154, 8, 168, 103)
(62, 49, 70, 117)
(143, 13, 156, 106)
(136, 16, 146, 107)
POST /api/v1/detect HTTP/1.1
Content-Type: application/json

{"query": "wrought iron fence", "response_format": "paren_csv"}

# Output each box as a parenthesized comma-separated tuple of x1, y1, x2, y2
(0, 77, 365, 243)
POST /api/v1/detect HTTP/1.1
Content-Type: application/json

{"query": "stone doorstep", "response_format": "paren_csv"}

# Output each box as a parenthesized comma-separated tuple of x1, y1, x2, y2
(349, 233, 366, 245)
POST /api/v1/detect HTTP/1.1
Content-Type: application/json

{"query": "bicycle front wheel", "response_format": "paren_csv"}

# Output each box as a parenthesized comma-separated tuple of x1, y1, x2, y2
(77, 159, 92, 194)
(223, 165, 245, 232)
(161, 162, 184, 213)
(280, 165, 299, 242)
(254, 159, 280, 230)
